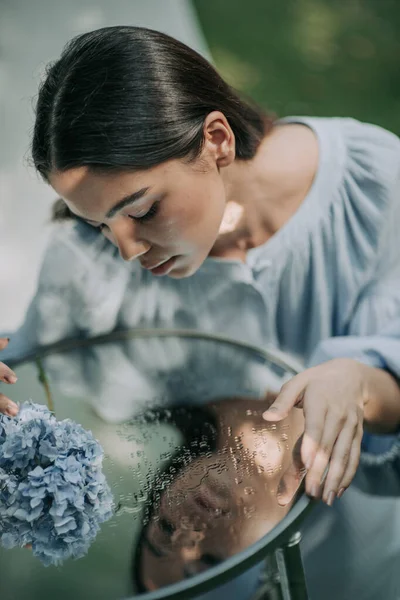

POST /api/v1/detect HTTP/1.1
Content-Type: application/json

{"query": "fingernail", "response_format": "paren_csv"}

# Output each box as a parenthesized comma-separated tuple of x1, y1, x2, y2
(327, 491, 336, 506)
(6, 404, 18, 416)
(6, 374, 17, 384)
(263, 407, 281, 420)
(337, 487, 346, 499)
(310, 484, 319, 498)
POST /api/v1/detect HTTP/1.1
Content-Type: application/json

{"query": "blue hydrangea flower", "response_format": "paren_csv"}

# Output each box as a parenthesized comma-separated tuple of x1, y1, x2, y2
(0, 401, 114, 566)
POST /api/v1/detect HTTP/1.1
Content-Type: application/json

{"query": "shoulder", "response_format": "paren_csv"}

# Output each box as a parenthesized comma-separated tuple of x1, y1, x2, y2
(281, 116, 399, 190)
(273, 117, 400, 287)
(285, 116, 400, 234)
(327, 119, 400, 285)
(339, 118, 400, 201)
(337, 119, 400, 267)
(260, 120, 319, 202)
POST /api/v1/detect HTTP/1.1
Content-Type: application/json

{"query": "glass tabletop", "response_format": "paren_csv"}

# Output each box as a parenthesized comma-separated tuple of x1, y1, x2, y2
(0, 330, 312, 600)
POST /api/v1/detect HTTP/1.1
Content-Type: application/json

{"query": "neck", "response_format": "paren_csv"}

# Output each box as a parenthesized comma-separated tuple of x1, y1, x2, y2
(216, 123, 318, 250)
(219, 139, 283, 240)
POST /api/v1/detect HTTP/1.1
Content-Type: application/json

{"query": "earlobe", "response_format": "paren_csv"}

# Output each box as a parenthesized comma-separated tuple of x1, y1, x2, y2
(216, 150, 234, 168)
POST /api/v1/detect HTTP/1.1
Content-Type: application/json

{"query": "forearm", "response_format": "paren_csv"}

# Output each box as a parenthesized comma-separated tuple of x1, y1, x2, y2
(361, 362, 400, 434)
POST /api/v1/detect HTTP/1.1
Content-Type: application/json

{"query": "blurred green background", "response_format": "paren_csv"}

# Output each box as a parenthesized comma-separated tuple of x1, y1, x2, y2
(193, 0, 400, 133)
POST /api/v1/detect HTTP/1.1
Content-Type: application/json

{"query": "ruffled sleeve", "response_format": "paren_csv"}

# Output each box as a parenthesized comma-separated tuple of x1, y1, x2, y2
(306, 119, 400, 475)
(308, 119, 400, 378)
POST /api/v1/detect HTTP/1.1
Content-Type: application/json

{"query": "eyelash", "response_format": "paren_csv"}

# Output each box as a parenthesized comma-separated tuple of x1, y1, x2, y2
(132, 202, 159, 222)
(97, 202, 159, 231)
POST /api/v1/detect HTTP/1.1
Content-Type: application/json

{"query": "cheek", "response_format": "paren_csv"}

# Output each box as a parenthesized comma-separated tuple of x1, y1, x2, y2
(157, 215, 182, 243)
(179, 184, 221, 228)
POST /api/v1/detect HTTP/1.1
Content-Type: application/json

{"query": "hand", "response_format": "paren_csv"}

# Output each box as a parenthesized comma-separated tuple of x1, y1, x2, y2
(0, 338, 19, 416)
(263, 359, 367, 506)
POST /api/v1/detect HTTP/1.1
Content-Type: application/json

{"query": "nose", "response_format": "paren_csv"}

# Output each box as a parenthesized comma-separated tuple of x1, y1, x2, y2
(110, 218, 151, 262)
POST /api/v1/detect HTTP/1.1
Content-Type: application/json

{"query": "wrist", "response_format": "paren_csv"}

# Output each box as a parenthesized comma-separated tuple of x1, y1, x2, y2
(358, 362, 400, 434)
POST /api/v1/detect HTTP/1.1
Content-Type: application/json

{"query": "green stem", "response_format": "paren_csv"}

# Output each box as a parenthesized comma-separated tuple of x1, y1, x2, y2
(35, 358, 55, 414)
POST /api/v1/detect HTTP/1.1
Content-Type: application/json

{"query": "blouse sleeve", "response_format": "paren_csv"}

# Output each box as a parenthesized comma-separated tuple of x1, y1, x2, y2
(308, 118, 400, 378)
(0, 224, 87, 364)
(306, 119, 400, 484)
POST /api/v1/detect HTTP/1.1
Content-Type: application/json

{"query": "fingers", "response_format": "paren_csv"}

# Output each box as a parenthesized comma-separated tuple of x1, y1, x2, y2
(263, 374, 307, 422)
(264, 391, 278, 405)
(0, 348, 19, 416)
(0, 337, 10, 351)
(0, 393, 19, 416)
(0, 361, 18, 384)
(303, 406, 340, 498)
(308, 408, 363, 505)
(319, 416, 356, 503)
(335, 418, 363, 495)
(263, 365, 364, 507)
(300, 399, 327, 471)
(0, 339, 17, 384)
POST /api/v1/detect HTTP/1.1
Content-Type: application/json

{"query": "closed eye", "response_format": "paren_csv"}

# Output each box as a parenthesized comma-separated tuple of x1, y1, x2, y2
(129, 202, 159, 222)
(87, 201, 160, 231)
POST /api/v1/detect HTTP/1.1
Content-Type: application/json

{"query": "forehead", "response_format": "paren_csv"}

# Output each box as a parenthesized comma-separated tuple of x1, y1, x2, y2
(48, 160, 189, 218)
(48, 165, 161, 219)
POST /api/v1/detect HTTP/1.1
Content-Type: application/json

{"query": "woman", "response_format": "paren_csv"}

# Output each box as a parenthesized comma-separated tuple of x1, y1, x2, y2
(1, 25, 400, 512)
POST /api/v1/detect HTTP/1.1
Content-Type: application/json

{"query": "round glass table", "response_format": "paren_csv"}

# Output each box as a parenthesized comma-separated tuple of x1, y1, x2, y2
(0, 329, 315, 600)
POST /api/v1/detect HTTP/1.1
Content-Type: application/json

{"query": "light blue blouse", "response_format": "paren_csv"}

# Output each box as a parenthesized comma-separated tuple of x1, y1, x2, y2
(2, 116, 400, 599)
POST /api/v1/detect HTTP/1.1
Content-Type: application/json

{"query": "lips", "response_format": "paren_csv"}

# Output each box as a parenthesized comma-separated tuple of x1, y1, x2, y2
(141, 257, 171, 271)
(147, 256, 177, 276)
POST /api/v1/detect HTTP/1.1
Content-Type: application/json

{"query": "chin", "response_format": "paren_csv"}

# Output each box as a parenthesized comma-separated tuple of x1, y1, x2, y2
(167, 266, 195, 279)
(168, 256, 205, 279)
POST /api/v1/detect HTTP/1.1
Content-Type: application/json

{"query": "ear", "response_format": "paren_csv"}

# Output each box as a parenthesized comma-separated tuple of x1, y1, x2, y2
(202, 110, 236, 168)
(276, 434, 307, 507)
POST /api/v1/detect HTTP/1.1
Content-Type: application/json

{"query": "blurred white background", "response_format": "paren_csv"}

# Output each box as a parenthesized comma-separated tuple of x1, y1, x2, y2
(0, 0, 208, 330)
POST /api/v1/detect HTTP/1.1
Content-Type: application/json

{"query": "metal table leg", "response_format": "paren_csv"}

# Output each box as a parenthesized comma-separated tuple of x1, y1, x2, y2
(251, 532, 309, 600)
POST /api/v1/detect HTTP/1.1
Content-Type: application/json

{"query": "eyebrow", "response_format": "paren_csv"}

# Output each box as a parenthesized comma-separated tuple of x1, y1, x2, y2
(105, 186, 152, 219)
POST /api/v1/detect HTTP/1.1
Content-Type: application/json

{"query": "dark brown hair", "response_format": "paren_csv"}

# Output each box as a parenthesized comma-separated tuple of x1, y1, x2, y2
(30, 26, 274, 221)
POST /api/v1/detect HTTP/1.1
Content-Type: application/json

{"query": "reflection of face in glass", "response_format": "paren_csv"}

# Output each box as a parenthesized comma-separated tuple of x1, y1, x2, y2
(135, 397, 305, 592)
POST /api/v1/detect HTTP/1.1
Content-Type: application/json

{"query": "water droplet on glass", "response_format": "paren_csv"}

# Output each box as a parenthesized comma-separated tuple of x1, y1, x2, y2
(243, 505, 256, 519)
